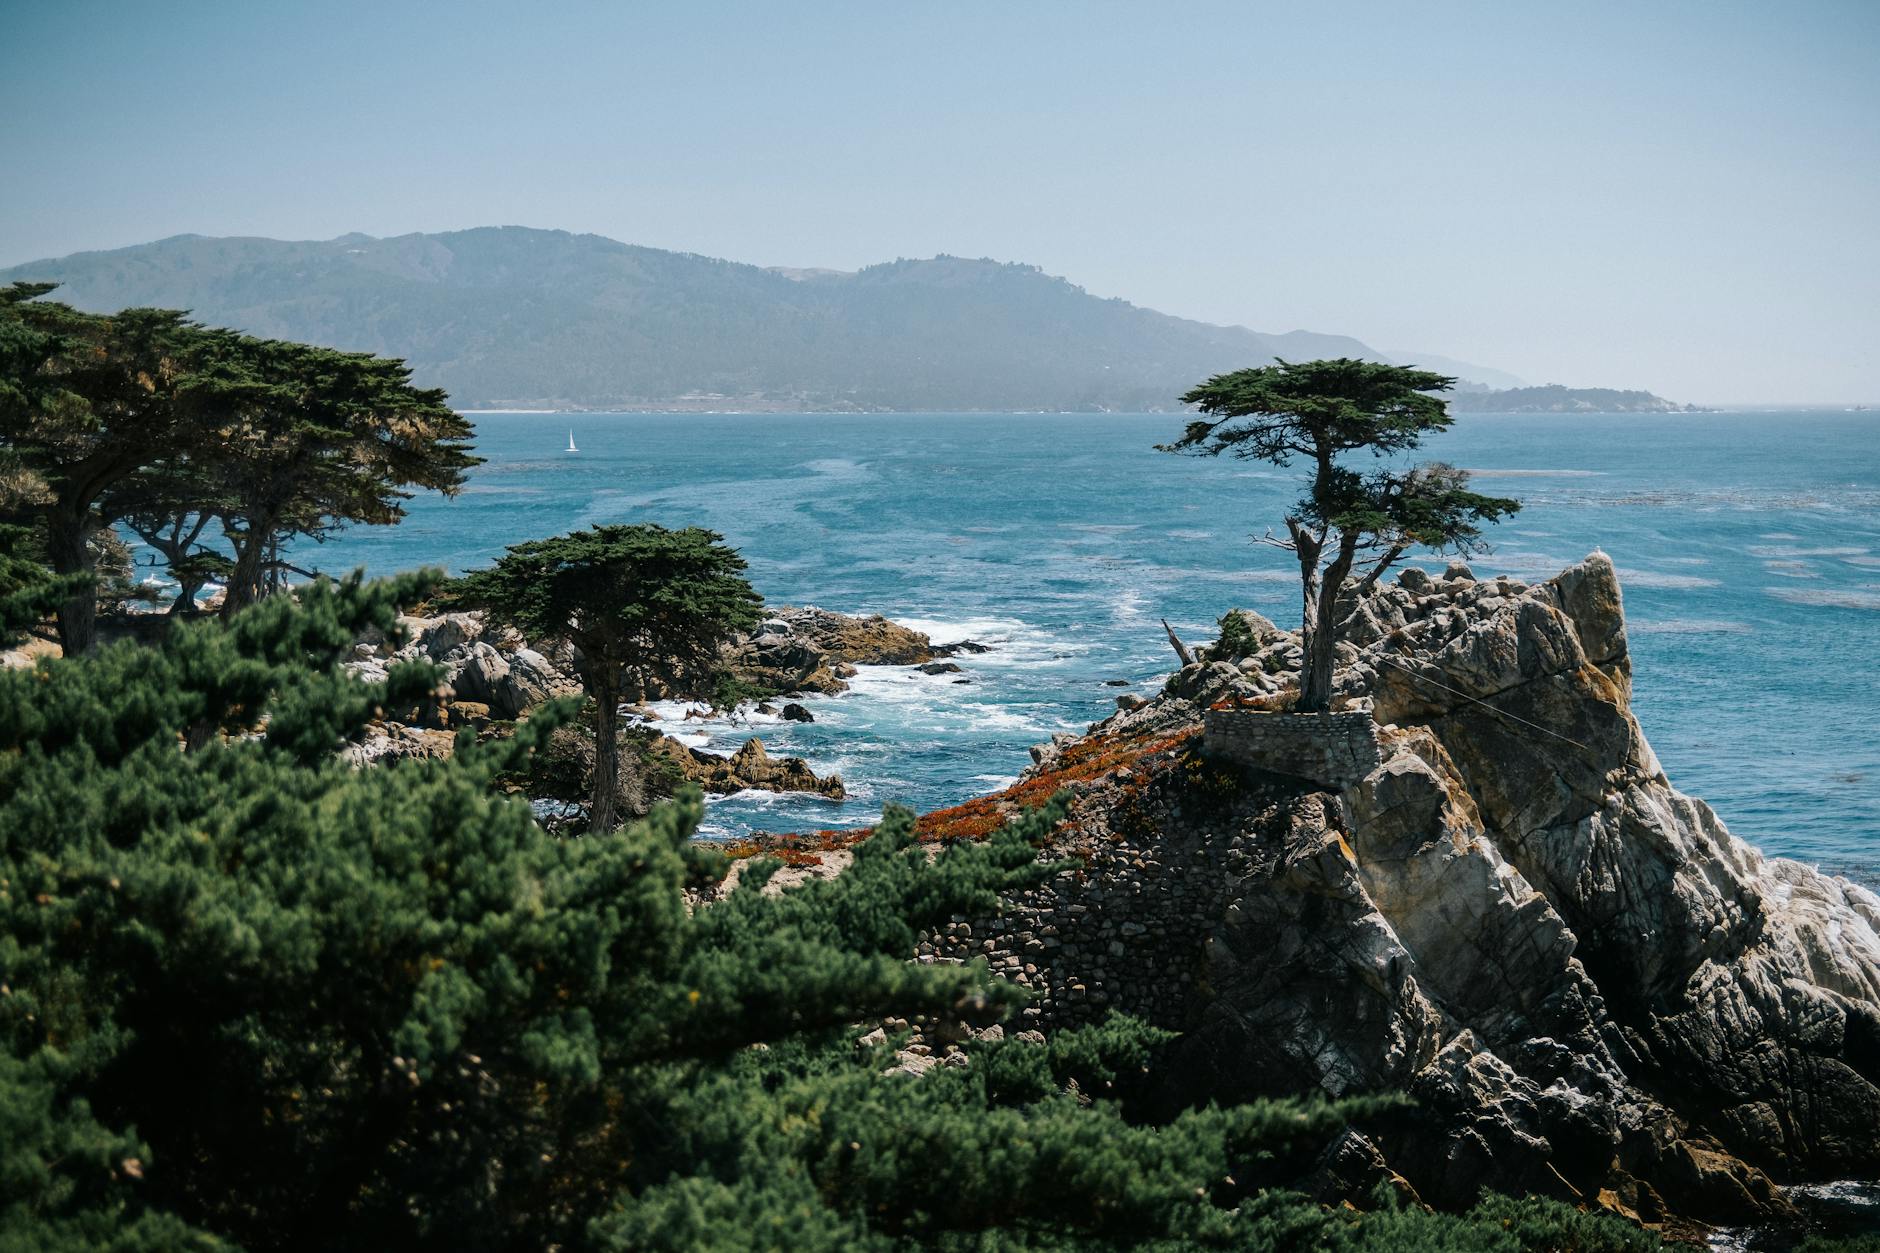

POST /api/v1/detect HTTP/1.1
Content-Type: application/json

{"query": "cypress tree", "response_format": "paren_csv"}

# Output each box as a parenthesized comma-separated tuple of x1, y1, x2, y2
(452, 524, 765, 834)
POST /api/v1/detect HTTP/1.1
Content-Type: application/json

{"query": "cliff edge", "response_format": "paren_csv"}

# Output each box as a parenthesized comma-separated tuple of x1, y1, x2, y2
(891, 554, 1880, 1226)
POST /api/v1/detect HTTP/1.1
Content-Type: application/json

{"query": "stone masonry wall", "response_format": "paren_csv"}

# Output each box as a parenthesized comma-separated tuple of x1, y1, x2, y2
(911, 750, 1332, 1042)
(1202, 710, 1381, 789)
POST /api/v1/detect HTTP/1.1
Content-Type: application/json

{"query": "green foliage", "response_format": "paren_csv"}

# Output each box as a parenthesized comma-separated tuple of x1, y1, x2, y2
(0, 283, 479, 651)
(508, 715, 687, 829)
(452, 524, 764, 669)
(0, 528, 82, 648)
(1213, 610, 1262, 660)
(452, 524, 764, 832)
(1300, 461, 1519, 559)
(1796, 1237, 1880, 1253)
(1166, 357, 1459, 465)
(0, 575, 1667, 1251)
(169, 331, 479, 614)
(0, 1049, 224, 1251)
(708, 670, 781, 712)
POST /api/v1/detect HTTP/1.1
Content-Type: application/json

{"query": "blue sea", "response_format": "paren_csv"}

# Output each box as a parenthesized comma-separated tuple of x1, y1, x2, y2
(277, 411, 1880, 881)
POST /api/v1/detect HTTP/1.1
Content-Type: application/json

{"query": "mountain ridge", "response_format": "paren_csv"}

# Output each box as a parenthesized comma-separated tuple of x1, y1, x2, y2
(0, 227, 1678, 413)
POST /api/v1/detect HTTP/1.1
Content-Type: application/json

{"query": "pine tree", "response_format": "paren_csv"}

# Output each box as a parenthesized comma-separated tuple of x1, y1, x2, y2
(451, 524, 765, 834)
(0, 285, 479, 649)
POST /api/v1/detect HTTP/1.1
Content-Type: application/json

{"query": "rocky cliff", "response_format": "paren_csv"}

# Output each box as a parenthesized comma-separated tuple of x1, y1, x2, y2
(783, 555, 1880, 1229)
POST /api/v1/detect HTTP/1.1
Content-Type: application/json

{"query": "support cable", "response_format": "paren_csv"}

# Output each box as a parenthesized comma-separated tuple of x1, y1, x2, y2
(1368, 653, 1597, 756)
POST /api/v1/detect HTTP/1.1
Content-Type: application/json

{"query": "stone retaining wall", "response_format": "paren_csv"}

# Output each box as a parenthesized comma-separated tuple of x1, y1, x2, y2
(1202, 709, 1381, 788)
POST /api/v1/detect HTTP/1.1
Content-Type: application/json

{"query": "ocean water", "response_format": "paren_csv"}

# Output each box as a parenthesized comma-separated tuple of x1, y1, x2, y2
(281, 411, 1879, 881)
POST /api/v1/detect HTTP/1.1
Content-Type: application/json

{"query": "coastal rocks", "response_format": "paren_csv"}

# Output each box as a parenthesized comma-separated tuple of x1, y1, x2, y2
(882, 552, 1880, 1227)
(447, 641, 577, 719)
(720, 621, 836, 696)
(368, 610, 583, 720)
(340, 722, 456, 768)
(716, 607, 939, 697)
(338, 611, 582, 772)
(343, 609, 854, 809)
(652, 735, 845, 801)
(779, 607, 935, 666)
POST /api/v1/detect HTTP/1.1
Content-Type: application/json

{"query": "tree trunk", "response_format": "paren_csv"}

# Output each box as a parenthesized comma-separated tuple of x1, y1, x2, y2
(590, 675, 620, 836)
(47, 514, 99, 656)
(172, 575, 206, 616)
(1298, 534, 1358, 713)
(222, 519, 270, 618)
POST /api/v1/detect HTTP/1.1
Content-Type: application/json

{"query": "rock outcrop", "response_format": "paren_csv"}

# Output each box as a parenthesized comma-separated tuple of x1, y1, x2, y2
(342, 611, 845, 809)
(348, 610, 584, 722)
(867, 554, 1880, 1228)
(714, 607, 936, 697)
(654, 735, 846, 801)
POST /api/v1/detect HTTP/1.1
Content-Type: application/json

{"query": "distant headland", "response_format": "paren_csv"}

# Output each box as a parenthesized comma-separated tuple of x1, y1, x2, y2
(1448, 383, 1700, 413)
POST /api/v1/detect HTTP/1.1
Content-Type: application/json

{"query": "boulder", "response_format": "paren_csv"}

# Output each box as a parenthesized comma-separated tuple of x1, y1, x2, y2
(341, 723, 456, 768)
(775, 607, 935, 666)
(715, 607, 939, 698)
(652, 735, 845, 801)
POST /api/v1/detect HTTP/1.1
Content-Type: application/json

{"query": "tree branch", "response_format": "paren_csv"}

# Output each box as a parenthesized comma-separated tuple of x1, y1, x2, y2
(1161, 619, 1195, 667)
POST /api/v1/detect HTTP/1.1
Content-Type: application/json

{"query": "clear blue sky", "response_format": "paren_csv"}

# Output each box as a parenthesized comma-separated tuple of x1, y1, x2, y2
(3, 0, 1876, 404)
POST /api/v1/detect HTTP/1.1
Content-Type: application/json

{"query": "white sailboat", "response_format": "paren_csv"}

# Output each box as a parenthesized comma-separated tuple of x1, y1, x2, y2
(565, 429, 579, 453)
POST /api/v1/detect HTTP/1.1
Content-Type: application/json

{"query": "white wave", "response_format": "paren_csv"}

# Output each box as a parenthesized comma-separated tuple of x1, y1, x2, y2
(1110, 587, 1149, 626)
(1762, 561, 1820, 580)
(798, 457, 869, 477)
(1631, 619, 1755, 635)
(1765, 586, 1880, 611)
(1457, 468, 1606, 478)
(1749, 545, 1869, 558)
(892, 614, 1033, 646)
(964, 708, 1056, 735)
(1614, 568, 1721, 590)
(709, 787, 848, 809)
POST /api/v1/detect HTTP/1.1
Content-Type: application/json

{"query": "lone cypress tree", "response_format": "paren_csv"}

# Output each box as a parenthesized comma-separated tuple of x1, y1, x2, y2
(453, 524, 765, 834)
(1163, 359, 1519, 710)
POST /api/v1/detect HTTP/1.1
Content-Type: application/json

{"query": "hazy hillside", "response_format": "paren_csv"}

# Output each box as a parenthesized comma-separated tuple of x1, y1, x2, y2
(1, 227, 1402, 411)
(1448, 384, 1696, 413)
(1383, 349, 1527, 392)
